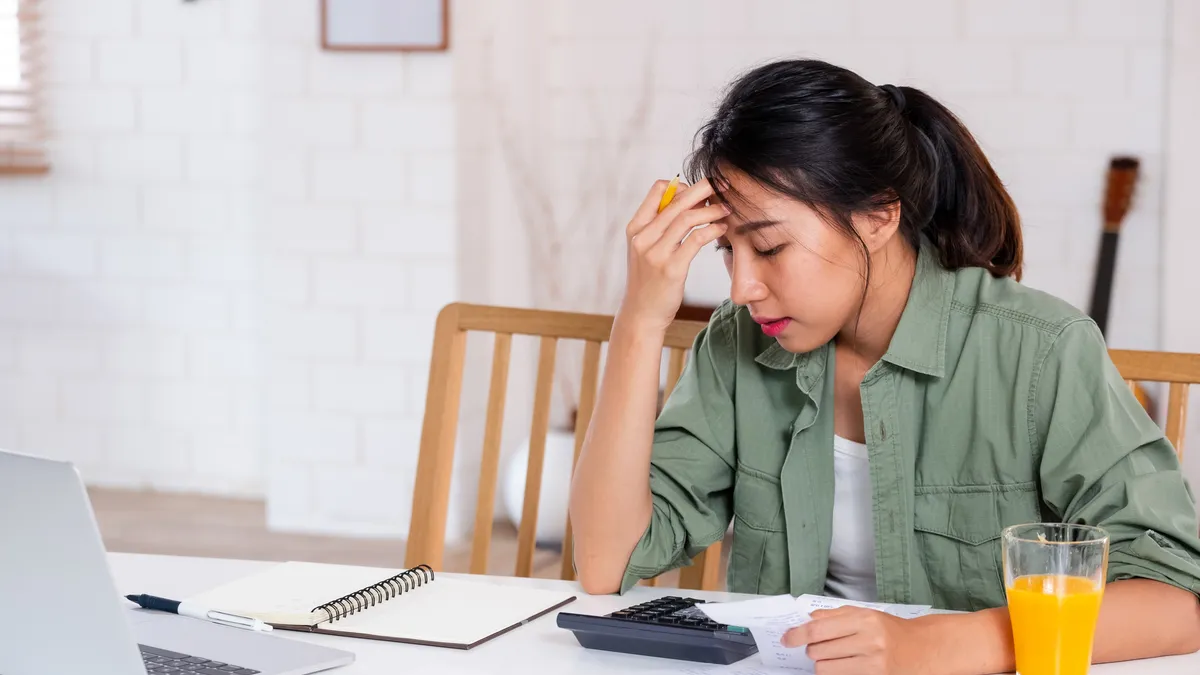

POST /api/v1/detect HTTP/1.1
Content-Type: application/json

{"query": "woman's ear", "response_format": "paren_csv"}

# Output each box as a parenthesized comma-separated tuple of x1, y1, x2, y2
(855, 201, 902, 254)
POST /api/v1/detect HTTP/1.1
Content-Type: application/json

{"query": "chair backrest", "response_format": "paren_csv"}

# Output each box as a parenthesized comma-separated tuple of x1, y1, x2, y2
(404, 303, 714, 587)
(1110, 349, 1200, 459)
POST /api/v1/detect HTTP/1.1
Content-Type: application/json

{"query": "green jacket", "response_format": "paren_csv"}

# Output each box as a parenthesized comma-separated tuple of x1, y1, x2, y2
(621, 245, 1200, 611)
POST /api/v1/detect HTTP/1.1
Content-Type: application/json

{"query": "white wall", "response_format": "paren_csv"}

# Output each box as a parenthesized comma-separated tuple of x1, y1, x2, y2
(0, 0, 263, 494)
(1162, 0, 1200, 488)
(258, 0, 457, 538)
(0, 0, 457, 539)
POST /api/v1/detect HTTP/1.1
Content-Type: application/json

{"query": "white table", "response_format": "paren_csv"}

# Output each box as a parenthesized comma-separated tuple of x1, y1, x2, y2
(108, 553, 1199, 675)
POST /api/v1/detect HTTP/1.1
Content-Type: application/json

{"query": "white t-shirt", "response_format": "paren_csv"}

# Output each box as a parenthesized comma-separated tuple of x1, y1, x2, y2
(824, 434, 878, 602)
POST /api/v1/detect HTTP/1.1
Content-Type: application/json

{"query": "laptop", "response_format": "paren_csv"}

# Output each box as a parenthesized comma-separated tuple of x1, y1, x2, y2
(0, 448, 355, 675)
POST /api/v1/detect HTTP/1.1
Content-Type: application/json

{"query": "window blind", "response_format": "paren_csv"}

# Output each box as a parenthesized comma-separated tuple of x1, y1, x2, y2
(0, 0, 47, 175)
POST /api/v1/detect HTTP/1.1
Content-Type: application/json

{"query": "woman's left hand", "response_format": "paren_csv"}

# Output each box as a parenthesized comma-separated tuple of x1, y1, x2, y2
(781, 607, 939, 675)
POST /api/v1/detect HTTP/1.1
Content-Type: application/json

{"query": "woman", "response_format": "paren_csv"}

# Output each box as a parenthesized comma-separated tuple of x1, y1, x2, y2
(568, 59, 1200, 674)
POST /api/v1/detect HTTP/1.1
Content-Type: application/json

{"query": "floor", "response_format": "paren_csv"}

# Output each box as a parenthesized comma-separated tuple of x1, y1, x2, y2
(90, 487, 702, 588)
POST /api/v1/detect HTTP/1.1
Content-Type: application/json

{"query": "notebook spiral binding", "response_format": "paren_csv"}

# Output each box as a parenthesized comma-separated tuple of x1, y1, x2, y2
(311, 564, 435, 623)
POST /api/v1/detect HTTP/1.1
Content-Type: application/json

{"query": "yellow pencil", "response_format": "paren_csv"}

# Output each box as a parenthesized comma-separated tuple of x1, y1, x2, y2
(657, 174, 680, 213)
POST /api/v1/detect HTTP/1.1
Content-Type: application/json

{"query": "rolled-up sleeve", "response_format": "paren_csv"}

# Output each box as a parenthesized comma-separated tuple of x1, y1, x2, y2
(619, 306, 739, 594)
(1034, 318, 1200, 596)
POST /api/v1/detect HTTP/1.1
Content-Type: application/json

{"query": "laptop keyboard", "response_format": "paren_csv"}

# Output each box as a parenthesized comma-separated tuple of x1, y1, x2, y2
(140, 645, 260, 674)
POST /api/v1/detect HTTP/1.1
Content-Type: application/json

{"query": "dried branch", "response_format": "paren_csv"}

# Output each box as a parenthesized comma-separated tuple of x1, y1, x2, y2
(487, 39, 662, 419)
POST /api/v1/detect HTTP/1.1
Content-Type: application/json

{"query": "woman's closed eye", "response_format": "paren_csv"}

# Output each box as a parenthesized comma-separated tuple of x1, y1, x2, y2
(714, 241, 785, 258)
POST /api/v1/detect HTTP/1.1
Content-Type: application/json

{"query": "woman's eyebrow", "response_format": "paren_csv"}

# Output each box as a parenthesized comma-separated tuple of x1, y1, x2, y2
(734, 219, 781, 235)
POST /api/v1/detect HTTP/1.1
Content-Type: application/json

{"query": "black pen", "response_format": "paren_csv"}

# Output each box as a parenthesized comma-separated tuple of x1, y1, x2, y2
(126, 593, 273, 632)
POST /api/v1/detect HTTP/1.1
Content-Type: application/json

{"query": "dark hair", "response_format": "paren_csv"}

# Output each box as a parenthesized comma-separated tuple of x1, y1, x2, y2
(687, 59, 1023, 280)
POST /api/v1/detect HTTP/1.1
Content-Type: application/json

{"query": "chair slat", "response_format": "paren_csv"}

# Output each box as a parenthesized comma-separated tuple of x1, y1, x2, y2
(665, 347, 686, 399)
(561, 340, 602, 581)
(515, 336, 558, 577)
(679, 542, 723, 590)
(406, 306, 468, 571)
(1166, 382, 1189, 460)
(469, 333, 513, 575)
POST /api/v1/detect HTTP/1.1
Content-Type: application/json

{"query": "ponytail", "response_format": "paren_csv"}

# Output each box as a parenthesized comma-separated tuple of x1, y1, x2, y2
(687, 59, 1024, 280)
(898, 86, 1023, 279)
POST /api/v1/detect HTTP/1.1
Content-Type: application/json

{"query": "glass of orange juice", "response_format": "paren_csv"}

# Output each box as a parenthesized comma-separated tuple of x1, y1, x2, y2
(1002, 523, 1109, 675)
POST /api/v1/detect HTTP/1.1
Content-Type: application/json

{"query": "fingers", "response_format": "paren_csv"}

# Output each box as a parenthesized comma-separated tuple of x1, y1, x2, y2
(781, 609, 863, 647)
(678, 221, 728, 259)
(627, 179, 676, 237)
(635, 179, 715, 243)
(804, 633, 871, 661)
(649, 202, 730, 257)
(811, 656, 863, 675)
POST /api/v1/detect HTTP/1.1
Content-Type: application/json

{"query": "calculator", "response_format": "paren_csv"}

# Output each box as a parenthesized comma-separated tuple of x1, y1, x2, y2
(556, 595, 758, 665)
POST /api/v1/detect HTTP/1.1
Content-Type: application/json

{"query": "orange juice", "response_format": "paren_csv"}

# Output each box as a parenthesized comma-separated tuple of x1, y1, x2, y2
(1006, 574, 1104, 675)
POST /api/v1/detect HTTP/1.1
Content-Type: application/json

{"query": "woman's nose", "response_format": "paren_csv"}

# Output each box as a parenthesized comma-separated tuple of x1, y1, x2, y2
(728, 263, 768, 306)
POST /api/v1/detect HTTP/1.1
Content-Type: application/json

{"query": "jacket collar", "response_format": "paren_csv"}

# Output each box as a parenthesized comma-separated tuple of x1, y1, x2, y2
(880, 242, 955, 378)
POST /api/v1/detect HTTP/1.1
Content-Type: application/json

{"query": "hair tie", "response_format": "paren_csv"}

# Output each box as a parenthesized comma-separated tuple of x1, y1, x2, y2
(879, 84, 906, 112)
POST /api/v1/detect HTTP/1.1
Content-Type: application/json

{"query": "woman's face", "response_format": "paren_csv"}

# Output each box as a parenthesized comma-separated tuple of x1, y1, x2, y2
(714, 171, 881, 354)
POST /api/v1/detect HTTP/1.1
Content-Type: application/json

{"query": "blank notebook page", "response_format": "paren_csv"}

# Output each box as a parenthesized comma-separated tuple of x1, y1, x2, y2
(186, 561, 414, 626)
(331, 576, 574, 646)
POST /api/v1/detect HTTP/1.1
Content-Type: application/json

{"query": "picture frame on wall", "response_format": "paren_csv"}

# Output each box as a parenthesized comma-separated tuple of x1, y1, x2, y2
(320, 0, 449, 52)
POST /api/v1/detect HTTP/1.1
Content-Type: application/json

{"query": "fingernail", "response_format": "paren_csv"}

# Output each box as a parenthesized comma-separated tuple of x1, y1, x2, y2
(721, 205, 731, 214)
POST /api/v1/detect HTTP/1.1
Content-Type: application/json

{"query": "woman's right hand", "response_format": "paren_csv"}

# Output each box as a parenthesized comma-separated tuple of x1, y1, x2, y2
(619, 179, 730, 331)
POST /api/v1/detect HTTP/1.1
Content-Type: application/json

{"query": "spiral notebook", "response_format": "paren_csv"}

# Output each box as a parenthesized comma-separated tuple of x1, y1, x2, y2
(184, 561, 577, 649)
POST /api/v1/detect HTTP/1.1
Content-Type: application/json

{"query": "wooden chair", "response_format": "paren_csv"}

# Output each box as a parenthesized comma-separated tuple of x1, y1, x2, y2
(404, 303, 724, 590)
(1110, 349, 1199, 459)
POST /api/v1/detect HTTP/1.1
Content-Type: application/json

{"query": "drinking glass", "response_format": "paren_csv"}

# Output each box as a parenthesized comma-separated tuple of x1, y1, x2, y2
(1002, 523, 1109, 675)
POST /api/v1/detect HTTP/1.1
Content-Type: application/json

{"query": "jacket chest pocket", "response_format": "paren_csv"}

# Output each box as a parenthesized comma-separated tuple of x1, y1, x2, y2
(912, 485, 1038, 611)
(729, 466, 787, 594)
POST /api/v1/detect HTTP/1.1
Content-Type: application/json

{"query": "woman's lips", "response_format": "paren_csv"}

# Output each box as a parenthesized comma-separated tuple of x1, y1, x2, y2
(756, 317, 791, 337)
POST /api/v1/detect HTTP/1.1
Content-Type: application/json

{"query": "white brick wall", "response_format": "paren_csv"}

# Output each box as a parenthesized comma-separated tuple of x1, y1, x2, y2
(311, 152, 408, 202)
(96, 40, 183, 85)
(48, 87, 137, 133)
(44, 0, 134, 38)
(13, 232, 97, 278)
(184, 41, 260, 87)
(361, 205, 455, 256)
(143, 187, 232, 231)
(55, 185, 140, 229)
(963, 0, 1072, 39)
(138, 0, 226, 37)
(256, 0, 457, 538)
(100, 236, 186, 281)
(95, 136, 185, 184)
(1162, 0, 1200, 488)
(0, 0, 263, 499)
(140, 89, 230, 134)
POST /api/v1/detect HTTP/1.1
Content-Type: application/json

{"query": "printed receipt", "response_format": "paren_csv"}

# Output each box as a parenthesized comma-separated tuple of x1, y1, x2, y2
(695, 594, 932, 673)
